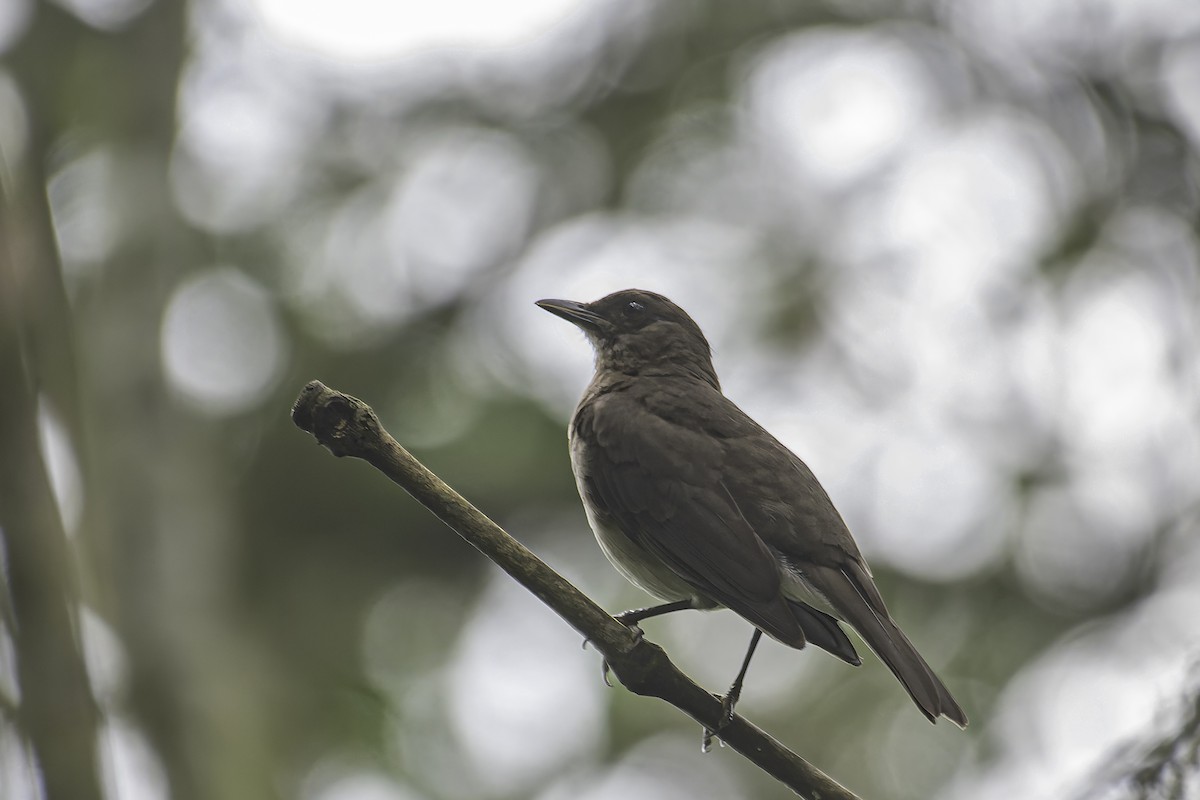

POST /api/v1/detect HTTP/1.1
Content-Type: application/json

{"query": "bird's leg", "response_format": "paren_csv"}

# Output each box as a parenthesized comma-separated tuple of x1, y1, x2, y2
(614, 598, 696, 627)
(595, 599, 695, 686)
(702, 628, 763, 752)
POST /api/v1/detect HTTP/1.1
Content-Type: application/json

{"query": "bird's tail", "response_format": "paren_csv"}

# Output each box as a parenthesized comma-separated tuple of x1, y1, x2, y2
(810, 563, 968, 727)
(856, 603, 967, 727)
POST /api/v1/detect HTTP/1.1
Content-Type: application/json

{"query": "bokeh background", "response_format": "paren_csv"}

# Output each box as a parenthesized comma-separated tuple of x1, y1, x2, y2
(3, 1, 1200, 799)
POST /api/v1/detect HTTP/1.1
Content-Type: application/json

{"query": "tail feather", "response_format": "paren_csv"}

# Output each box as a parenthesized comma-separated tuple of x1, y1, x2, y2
(858, 604, 967, 727)
(808, 563, 967, 727)
(785, 599, 861, 666)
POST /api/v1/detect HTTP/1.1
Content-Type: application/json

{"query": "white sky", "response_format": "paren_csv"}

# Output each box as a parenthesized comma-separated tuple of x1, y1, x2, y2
(249, 0, 593, 62)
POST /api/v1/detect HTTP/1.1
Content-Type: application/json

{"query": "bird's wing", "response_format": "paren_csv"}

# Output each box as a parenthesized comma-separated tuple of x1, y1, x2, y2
(577, 395, 808, 648)
(712, 400, 966, 723)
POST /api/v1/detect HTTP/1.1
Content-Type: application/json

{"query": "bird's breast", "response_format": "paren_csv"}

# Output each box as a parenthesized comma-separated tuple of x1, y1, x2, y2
(568, 417, 705, 605)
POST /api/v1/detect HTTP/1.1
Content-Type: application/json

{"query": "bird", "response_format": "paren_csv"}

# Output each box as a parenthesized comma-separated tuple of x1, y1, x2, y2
(537, 288, 967, 740)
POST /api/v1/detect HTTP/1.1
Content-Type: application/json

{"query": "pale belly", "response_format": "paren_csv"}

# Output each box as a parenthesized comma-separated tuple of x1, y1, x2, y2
(582, 485, 708, 604)
(569, 428, 711, 606)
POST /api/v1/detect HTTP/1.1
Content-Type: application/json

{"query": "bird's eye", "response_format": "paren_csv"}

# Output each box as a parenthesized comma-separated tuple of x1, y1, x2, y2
(625, 301, 644, 315)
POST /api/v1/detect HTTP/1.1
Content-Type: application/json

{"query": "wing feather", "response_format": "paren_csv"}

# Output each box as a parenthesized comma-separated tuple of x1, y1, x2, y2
(579, 395, 807, 647)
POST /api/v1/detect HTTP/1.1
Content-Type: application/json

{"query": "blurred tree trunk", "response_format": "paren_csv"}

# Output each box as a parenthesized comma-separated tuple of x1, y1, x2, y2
(3, 3, 274, 798)
(0, 138, 103, 800)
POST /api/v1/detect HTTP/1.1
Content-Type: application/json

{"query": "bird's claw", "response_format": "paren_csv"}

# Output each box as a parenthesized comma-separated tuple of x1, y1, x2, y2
(701, 692, 740, 752)
(613, 610, 641, 627)
(587, 619, 644, 688)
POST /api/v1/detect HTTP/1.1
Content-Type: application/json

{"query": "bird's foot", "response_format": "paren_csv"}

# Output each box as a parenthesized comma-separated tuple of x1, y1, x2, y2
(613, 609, 647, 628)
(700, 689, 741, 752)
(587, 618, 644, 688)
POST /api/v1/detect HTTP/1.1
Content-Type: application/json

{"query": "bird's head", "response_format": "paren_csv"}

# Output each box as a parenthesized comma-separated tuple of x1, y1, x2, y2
(536, 289, 719, 388)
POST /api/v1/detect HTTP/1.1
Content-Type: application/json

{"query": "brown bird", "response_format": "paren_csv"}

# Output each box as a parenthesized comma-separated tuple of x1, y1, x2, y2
(537, 288, 967, 736)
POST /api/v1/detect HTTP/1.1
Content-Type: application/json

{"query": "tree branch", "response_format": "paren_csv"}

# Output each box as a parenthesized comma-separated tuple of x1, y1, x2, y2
(291, 380, 860, 800)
